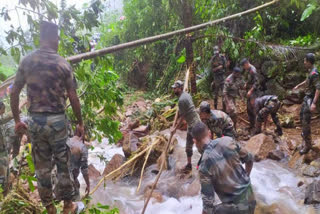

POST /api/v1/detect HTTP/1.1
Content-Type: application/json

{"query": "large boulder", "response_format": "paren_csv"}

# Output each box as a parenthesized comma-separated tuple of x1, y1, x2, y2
(122, 133, 140, 158)
(103, 154, 126, 176)
(245, 134, 277, 161)
(88, 164, 101, 179)
(267, 150, 285, 161)
(305, 180, 320, 204)
(288, 151, 305, 169)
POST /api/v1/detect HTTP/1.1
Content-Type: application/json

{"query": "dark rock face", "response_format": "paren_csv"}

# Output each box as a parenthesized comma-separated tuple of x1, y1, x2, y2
(268, 150, 285, 161)
(305, 180, 320, 204)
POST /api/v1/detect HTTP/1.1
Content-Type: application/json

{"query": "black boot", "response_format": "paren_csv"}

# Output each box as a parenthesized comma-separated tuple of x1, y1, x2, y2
(275, 126, 283, 136)
(214, 99, 218, 109)
(299, 134, 312, 155)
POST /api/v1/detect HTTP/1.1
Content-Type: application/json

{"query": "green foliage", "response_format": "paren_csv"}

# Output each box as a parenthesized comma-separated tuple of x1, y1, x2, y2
(87, 203, 119, 214)
(301, 2, 318, 21)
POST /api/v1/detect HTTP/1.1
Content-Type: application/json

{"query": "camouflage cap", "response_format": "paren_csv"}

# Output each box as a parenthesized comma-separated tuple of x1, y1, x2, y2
(40, 21, 59, 41)
(171, 80, 184, 88)
(233, 67, 241, 73)
(199, 101, 211, 113)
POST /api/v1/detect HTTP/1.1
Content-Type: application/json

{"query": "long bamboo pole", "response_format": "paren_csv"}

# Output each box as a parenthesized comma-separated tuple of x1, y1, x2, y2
(141, 68, 190, 214)
(0, 0, 279, 89)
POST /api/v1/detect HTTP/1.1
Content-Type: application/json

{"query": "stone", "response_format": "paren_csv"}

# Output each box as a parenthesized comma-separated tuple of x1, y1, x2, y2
(288, 151, 304, 169)
(122, 133, 140, 158)
(310, 158, 320, 168)
(103, 154, 126, 176)
(302, 165, 320, 177)
(88, 164, 101, 179)
(312, 139, 320, 153)
(298, 181, 304, 187)
(245, 133, 277, 161)
(305, 180, 320, 204)
(287, 139, 298, 151)
(144, 186, 164, 203)
(304, 150, 320, 164)
(267, 150, 285, 161)
(128, 120, 140, 130)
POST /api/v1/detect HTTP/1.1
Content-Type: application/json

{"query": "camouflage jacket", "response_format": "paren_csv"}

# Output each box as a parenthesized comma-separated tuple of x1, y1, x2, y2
(223, 73, 244, 98)
(305, 67, 320, 98)
(211, 54, 226, 76)
(14, 48, 76, 113)
(199, 137, 253, 213)
(254, 95, 278, 114)
(68, 138, 89, 177)
(205, 110, 234, 138)
(178, 92, 201, 128)
(246, 65, 262, 91)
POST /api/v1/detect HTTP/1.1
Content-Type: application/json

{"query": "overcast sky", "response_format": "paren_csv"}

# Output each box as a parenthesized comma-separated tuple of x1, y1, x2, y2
(0, 0, 123, 46)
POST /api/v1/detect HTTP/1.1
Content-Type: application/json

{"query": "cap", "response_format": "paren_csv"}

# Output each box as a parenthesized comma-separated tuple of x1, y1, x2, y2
(199, 101, 211, 113)
(233, 67, 241, 73)
(40, 21, 59, 41)
(171, 80, 184, 89)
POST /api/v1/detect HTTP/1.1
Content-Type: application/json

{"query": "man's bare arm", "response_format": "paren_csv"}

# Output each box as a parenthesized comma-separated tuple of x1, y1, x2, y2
(67, 88, 84, 138)
(10, 85, 23, 123)
(294, 80, 306, 90)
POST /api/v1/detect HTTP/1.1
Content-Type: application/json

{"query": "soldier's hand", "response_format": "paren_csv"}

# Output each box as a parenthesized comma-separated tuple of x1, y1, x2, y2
(15, 122, 27, 136)
(310, 103, 317, 113)
(246, 91, 252, 98)
(75, 124, 85, 140)
(85, 185, 90, 196)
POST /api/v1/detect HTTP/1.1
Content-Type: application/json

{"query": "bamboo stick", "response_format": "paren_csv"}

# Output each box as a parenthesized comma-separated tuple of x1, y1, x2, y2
(141, 67, 190, 214)
(0, 0, 279, 89)
(89, 137, 162, 195)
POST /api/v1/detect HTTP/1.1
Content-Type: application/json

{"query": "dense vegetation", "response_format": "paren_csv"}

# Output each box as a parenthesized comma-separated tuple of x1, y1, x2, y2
(0, 0, 320, 139)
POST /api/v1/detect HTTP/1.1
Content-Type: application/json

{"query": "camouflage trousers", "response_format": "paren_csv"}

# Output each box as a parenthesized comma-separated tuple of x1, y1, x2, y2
(212, 74, 225, 109)
(214, 185, 256, 214)
(0, 149, 9, 192)
(224, 95, 237, 128)
(28, 113, 75, 207)
(186, 128, 194, 158)
(300, 96, 313, 145)
(247, 91, 263, 128)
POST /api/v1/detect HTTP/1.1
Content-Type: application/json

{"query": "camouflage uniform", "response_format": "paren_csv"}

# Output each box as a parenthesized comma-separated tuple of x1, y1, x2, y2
(246, 65, 264, 128)
(199, 137, 256, 214)
(254, 95, 282, 135)
(211, 54, 227, 109)
(223, 73, 244, 127)
(178, 92, 201, 157)
(300, 67, 320, 148)
(205, 110, 236, 139)
(13, 48, 76, 207)
(0, 121, 9, 192)
(68, 138, 88, 201)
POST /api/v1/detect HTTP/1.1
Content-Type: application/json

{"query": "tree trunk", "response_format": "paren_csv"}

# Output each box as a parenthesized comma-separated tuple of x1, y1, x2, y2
(182, 1, 197, 94)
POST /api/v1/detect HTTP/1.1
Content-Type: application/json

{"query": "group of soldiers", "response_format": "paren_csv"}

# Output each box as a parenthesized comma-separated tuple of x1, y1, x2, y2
(0, 18, 319, 214)
(171, 47, 319, 213)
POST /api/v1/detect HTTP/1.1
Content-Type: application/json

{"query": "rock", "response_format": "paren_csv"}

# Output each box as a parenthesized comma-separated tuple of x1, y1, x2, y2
(103, 154, 126, 176)
(310, 158, 320, 168)
(122, 133, 140, 158)
(267, 150, 285, 161)
(144, 186, 163, 203)
(245, 134, 277, 161)
(88, 164, 101, 179)
(304, 150, 320, 164)
(133, 125, 149, 133)
(312, 139, 320, 152)
(305, 180, 320, 204)
(302, 165, 320, 177)
(185, 178, 201, 197)
(288, 151, 304, 169)
(265, 80, 287, 99)
(128, 120, 140, 130)
(298, 181, 304, 187)
(287, 139, 298, 151)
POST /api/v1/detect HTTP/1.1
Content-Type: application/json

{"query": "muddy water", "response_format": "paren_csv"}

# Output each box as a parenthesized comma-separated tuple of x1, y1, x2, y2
(79, 130, 319, 214)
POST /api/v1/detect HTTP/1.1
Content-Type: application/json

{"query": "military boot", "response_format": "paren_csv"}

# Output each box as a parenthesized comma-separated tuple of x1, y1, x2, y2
(214, 98, 218, 109)
(299, 133, 312, 155)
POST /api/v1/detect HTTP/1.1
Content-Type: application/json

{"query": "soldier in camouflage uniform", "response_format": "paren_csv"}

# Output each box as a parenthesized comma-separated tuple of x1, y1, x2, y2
(0, 102, 9, 195)
(192, 122, 255, 214)
(241, 58, 264, 130)
(223, 67, 244, 129)
(293, 53, 320, 154)
(53, 136, 89, 201)
(254, 95, 282, 136)
(210, 46, 227, 110)
(172, 80, 201, 173)
(199, 101, 236, 139)
(10, 21, 84, 214)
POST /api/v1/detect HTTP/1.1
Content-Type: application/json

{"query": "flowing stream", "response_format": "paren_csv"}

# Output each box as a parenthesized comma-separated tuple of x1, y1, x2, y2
(79, 130, 320, 214)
